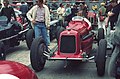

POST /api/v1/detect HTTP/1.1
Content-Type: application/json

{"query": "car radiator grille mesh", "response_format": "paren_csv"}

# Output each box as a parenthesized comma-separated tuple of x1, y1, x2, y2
(60, 35, 76, 53)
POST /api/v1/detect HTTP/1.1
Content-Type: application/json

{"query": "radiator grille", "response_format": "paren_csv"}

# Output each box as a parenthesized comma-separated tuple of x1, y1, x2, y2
(60, 35, 76, 53)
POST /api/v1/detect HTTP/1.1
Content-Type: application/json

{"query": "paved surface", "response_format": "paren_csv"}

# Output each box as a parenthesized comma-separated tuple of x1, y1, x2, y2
(6, 41, 30, 65)
(6, 40, 114, 79)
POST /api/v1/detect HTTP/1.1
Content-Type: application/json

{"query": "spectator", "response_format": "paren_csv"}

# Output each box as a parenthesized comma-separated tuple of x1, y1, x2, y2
(71, 4, 78, 19)
(98, 2, 107, 35)
(64, 3, 71, 23)
(0, 0, 16, 23)
(44, 0, 50, 10)
(51, 2, 58, 10)
(108, 0, 120, 30)
(20, 1, 28, 23)
(99, 2, 106, 17)
(27, 0, 50, 46)
(92, 4, 98, 13)
(77, 10, 83, 16)
(81, 2, 88, 18)
(57, 3, 65, 26)
(106, 1, 113, 14)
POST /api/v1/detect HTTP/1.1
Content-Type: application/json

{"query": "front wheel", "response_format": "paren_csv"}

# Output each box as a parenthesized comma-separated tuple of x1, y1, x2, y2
(30, 37, 47, 72)
(96, 39, 107, 76)
(98, 28, 104, 44)
(25, 29, 34, 49)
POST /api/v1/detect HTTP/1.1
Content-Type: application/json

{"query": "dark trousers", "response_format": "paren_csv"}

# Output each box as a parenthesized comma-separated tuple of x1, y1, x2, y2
(110, 21, 115, 30)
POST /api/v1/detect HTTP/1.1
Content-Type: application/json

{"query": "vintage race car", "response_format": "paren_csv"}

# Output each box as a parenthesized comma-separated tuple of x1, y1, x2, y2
(13, 8, 30, 29)
(0, 60, 38, 79)
(30, 16, 107, 76)
(0, 16, 31, 60)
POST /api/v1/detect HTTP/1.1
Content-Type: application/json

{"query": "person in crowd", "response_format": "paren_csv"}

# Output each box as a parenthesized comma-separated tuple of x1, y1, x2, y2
(64, 3, 71, 23)
(78, 3, 83, 11)
(26, 0, 50, 46)
(77, 10, 83, 16)
(71, 4, 78, 19)
(98, 2, 107, 35)
(0, 0, 16, 23)
(44, 0, 50, 10)
(20, 1, 28, 23)
(105, 1, 113, 14)
(57, 3, 65, 26)
(108, 0, 120, 30)
(51, 2, 58, 10)
(92, 4, 98, 13)
(81, 2, 88, 18)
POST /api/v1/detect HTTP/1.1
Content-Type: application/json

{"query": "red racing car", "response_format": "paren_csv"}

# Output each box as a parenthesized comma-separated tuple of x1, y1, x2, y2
(30, 16, 107, 76)
(0, 60, 38, 79)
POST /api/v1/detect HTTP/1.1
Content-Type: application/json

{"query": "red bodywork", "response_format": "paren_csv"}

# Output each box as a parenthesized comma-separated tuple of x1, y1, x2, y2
(16, 16, 29, 30)
(51, 18, 93, 60)
(0, 61, 38, 79)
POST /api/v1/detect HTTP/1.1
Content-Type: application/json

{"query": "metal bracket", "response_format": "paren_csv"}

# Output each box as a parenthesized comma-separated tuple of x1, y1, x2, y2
(64, 57, 68, 68)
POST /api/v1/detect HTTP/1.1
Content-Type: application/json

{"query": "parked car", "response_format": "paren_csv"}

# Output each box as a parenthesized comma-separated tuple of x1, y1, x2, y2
(14, 8, 22, 24)
(0, 16, 30, 60)
(13, 8, 29, 29)
(0, 60, 38, 79)
(30, 16, 107, 76)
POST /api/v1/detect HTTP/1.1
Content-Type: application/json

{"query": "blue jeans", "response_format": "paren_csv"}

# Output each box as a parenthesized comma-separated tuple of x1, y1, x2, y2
(34, 22, 50, 45)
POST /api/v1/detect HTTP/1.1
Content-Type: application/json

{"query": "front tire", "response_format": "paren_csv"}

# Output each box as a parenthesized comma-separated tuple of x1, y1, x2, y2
(26, 29, 34, 49)
(96, 39, 107, 76)
(98, 28, 104, 44)
(30, 37, 47, 72)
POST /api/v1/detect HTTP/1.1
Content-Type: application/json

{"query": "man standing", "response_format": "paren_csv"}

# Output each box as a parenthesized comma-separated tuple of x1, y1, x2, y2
(0, 0, 16, 23)
(98, 2, 106, 35)
(82, 2, 88, 18)
(57, 3, 65, 26)
(108, 0, 120, 30)
(27, 0, 50, 46)
(64, 3, 71, 23)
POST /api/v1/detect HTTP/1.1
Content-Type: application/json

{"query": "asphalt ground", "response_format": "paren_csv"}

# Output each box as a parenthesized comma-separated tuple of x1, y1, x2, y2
(6, 40, 114, 79)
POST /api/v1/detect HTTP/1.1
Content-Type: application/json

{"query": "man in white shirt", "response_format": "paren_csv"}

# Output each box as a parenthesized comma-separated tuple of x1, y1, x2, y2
(27, 0, 50, 46)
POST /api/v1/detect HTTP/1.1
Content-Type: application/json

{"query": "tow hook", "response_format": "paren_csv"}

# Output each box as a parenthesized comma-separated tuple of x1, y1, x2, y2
(64, 57, 68, 68)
